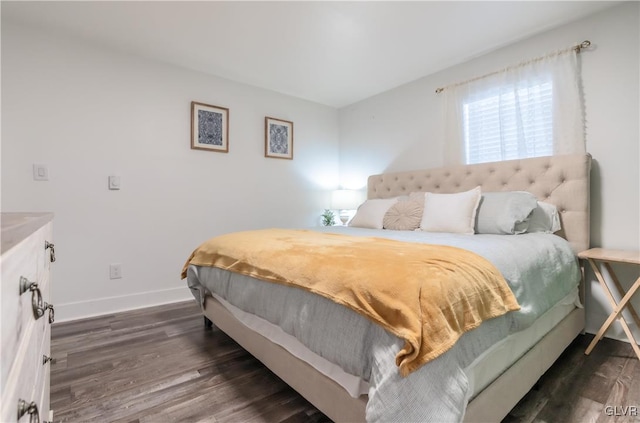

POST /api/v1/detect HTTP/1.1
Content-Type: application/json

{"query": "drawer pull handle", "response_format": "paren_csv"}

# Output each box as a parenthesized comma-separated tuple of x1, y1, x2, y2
(17, 399, 40, 422)
(19, 277, 45, 320)
(44, 302, 55, 324)
(19, 276, 36, 295)
(45, 241, 56, 263)
(43, 355, 56, 365)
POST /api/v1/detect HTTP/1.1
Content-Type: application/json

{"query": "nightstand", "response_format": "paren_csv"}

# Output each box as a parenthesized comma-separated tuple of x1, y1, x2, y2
(578, 248, 640, 360)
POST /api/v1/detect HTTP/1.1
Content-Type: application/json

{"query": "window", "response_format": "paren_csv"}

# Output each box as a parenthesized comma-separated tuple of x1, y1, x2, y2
(442, 49, 585, 166)
(463, 79, 553, 165)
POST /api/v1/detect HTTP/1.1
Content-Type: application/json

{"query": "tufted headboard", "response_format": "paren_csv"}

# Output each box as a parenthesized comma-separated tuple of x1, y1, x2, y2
(368, 154, 592, 254)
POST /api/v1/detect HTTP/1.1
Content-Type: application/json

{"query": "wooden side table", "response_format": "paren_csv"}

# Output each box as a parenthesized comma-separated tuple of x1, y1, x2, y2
(578, 248, 640, 360)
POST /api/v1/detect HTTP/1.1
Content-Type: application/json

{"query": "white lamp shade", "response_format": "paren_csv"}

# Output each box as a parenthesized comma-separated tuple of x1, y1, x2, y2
(331, 189, 362, 210)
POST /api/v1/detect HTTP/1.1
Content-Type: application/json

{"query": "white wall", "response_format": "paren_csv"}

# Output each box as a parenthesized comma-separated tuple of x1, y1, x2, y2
(1, 22, 340, 321)
(339, 3, 640, 342)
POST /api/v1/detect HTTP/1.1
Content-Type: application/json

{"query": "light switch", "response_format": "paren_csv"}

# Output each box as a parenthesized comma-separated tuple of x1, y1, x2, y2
(108, 176, 121, 190)
(33, 164, 49, 181)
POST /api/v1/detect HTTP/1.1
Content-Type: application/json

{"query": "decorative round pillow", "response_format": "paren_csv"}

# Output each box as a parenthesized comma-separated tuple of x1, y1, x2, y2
(383, 200, 424, 231)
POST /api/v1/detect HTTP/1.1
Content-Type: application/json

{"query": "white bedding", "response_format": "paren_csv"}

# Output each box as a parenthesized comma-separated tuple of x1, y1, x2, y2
(186, 227, 581, 422)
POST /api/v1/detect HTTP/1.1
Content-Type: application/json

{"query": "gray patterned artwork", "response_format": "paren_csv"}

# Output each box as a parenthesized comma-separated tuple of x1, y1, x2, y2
(198, 110, 223, 146)
(269, 123, 289, 154)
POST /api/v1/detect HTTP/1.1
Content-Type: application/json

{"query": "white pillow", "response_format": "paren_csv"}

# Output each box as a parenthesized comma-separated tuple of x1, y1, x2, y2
(527, 201, 562, 233)
(419, 187, 482, 234)
(349, 198, 398, 229)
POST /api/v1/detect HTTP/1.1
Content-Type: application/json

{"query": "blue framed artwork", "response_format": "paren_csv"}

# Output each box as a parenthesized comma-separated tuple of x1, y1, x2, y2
(191, 101, 229, 152)
(265, 117, 294, 160)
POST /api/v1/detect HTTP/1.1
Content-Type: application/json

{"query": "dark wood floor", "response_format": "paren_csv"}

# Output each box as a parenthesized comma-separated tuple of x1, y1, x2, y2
(51, 300, 639, 423)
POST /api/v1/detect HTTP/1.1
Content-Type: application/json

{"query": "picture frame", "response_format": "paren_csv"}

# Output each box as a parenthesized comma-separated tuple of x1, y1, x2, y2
(265, 117, 294, 160)
(191, 101, 229, 152)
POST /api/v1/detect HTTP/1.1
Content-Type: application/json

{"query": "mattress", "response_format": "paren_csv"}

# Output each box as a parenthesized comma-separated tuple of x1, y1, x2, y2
(186, 227, 581, 422)
(209, 286, 580, 400)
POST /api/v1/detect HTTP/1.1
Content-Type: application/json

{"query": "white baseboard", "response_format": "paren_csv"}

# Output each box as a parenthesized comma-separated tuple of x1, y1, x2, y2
(55, 287, 194, 323)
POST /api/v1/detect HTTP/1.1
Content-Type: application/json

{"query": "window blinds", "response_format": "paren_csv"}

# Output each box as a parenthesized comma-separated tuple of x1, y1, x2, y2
(463, 80, 553, 164)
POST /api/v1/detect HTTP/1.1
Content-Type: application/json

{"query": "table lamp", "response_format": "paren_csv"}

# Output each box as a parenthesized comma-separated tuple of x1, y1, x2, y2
(331, 189, 361, 225)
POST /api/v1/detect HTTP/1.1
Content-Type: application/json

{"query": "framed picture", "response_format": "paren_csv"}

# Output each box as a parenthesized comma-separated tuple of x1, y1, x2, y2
(191, 101, 229, 152)
(265, 117, 294, 160)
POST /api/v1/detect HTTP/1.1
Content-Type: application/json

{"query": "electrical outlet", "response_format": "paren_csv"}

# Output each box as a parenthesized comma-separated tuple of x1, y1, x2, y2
(109, 263, 122, 279)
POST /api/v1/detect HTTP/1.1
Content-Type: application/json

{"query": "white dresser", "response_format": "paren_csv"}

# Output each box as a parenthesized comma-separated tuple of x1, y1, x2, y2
(1, 213, 55, 423)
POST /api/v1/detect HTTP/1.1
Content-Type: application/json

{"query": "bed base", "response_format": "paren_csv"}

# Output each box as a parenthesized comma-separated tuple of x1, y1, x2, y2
(202, 295, 584, 423)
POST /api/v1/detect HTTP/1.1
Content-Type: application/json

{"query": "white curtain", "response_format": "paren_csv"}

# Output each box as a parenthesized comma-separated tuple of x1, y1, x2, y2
(443, 48, 585, 165)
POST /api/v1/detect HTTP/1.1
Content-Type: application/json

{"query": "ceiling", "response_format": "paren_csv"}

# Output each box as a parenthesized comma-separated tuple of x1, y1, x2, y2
(2, 1, 616, 108)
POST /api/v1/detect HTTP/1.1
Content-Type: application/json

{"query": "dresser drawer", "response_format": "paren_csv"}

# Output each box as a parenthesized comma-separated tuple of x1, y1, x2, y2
(0, 320, 41, 423)
(1, 223, 54, 392)
(30, 314, 49, 399)
(1, 231, 40, 390)
(34, 322, 52, 423)
(1, 214, 54, 422)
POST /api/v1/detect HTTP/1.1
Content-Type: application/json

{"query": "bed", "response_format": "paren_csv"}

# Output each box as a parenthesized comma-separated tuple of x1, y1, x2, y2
(183, 153, 591, 422)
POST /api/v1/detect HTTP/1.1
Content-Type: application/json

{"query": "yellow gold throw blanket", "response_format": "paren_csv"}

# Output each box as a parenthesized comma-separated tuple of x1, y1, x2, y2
(181, 229, 520, 376)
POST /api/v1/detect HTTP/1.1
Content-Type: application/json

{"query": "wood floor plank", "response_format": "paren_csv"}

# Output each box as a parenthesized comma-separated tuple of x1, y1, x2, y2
(67, 371, 203, 422)
(52, 324, 165, 356)
(599, 356, 640, 423)
(66, 336, 228, 401)
(511, 335, 638, 423)
(572, 397, 607, 423)
(109, 306, 201, 332)
(51, 314, 115, 339)
(51, 300, 638, 423)
(129, 367, 269, 422)
(582, 344, 627, 404)
(504, 388, 549, 423)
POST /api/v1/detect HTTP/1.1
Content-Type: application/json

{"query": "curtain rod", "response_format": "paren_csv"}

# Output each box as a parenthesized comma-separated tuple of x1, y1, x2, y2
(435, 40, 591, 94)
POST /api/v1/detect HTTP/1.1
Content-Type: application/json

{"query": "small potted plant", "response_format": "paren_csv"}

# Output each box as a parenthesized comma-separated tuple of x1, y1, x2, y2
(321, 209, 336, 226)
